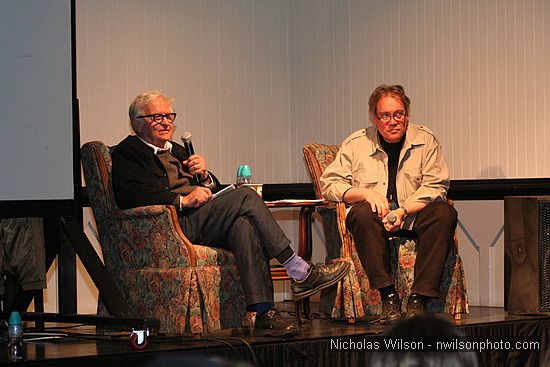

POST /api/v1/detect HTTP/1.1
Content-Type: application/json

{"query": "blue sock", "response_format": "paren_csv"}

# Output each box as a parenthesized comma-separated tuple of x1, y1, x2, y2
(247, 302, 273, 315)
(282, 253, 310, 281)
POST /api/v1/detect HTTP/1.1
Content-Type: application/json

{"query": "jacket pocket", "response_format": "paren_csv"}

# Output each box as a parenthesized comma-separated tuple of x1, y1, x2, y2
(402, 168, 422, 193)
(353, 170, 379, 189)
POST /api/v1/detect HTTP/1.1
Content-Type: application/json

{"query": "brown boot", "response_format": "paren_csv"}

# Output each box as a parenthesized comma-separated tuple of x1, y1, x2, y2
(379, 292, 403, 324)
(405, 293, 428, 319)
(254, 306, 298, 338)
(291, 261, 350, 301)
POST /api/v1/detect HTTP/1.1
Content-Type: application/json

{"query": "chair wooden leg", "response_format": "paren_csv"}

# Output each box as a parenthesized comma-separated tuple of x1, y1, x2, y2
(303, 297, 310, 320)
(294, 297, 311, 326)
(295, 300, 304, 325)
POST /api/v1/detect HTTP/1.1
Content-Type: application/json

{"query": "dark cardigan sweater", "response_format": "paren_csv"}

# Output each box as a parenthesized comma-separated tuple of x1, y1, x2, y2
(111, 135, 220, 209)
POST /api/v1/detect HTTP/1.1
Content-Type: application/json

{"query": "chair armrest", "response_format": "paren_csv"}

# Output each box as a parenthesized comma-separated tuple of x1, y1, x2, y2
(336, 202, 354, 258)
(115, 204, 179, 221)
(107, 205, 198, 268)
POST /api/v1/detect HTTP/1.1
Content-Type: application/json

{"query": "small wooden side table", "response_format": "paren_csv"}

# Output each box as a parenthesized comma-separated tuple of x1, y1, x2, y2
(265, 199, 329, 324)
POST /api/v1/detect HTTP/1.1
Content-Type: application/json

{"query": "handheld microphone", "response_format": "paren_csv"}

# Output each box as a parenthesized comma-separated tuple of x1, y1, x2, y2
(386, 212, 397, 225)
(387, 198, 398, 225)
(181, 132, 202, 184)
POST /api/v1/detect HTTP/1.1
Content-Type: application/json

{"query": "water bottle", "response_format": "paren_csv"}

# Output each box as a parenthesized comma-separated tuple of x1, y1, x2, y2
(236, 165, 252, 186)
(7, 311, 23, 361)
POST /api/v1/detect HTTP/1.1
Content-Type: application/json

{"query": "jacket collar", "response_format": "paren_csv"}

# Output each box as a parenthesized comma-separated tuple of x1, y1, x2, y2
(365, 123, 425, 156)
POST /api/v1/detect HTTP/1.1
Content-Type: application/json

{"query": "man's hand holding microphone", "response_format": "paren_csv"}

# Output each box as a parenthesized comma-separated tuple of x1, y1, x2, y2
(179, 132, 212, 208)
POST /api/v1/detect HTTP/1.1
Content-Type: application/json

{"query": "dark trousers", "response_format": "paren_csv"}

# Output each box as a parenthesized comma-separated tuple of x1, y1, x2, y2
(346, 201, 458, 298)
(180, 187, 291, 306)
(0, 217, 46, 295)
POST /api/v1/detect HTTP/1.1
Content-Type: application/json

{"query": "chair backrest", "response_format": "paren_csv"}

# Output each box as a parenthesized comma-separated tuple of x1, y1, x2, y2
(81, 141, 118, 227)
(303, 143, 340, 199)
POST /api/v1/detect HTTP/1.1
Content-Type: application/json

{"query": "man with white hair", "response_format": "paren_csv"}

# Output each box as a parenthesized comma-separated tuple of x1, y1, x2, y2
(111, 90, 350, 336)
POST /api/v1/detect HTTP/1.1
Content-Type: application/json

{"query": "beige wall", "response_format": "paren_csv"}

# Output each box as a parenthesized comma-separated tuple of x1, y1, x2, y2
(288, 0, 550, 181)
(77, 0, 293, 184)
(43, 0, 550, 313)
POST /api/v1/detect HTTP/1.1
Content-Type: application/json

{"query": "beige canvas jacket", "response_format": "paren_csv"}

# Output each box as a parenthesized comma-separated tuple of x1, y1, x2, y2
(320, 123, 449, 219)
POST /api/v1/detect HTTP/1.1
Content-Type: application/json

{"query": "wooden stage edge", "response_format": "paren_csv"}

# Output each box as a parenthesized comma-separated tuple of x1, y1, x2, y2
(3, 303, 549, 367)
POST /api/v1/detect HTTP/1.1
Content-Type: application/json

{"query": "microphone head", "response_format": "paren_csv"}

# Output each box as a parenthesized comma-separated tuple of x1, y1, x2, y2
(386, 213, 397, 225)
(181, 132, 192, 144)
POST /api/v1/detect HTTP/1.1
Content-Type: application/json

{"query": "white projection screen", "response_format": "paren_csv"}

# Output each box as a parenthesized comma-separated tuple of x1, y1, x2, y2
(0, 0, 77, 217)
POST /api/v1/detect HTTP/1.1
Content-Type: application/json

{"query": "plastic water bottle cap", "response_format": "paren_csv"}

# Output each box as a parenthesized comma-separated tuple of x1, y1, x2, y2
(240, 165, 252, 177)
(9, 311, 21, 325)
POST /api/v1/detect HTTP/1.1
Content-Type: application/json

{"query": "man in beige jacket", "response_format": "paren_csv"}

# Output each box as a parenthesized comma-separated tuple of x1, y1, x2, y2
(320, 84, 457, 323)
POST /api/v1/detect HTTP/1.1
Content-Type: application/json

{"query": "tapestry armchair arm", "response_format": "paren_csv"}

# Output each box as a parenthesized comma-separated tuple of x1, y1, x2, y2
(108, 204, 198, 268)
(335, 202, 354, 259)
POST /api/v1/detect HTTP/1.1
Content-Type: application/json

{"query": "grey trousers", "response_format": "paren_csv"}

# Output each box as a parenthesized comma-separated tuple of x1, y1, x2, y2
(346, 201, 458, 298)
(180, 187, 291, 306)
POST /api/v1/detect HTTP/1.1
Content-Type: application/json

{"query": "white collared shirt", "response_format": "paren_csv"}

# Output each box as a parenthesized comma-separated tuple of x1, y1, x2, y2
(137, 136, 173, 154)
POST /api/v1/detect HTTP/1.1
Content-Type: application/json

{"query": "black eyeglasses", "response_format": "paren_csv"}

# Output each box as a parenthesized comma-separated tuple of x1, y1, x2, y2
(377, 111, 406, 123)
(137, 113, 177, 124)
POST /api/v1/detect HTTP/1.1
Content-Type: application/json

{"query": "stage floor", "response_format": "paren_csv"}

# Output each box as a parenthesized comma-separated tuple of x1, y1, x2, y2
(2, 303, 549, 367)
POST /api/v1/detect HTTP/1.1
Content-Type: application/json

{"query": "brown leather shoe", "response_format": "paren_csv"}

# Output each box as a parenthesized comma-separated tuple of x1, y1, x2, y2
(254, 307, 298, 338)
(291, 261, 350, 301)
(405, 293, 428, 319)
(379, 292, 403, 324)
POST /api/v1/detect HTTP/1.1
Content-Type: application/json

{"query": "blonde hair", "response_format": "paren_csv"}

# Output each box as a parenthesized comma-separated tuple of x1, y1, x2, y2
(368, 84, 411, 123)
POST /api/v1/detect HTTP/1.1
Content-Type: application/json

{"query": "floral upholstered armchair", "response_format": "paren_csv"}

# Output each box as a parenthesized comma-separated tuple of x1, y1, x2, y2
(81, 141, 247, 335)
(303, 143, 469, 322)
